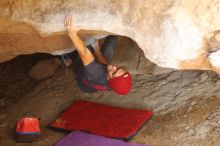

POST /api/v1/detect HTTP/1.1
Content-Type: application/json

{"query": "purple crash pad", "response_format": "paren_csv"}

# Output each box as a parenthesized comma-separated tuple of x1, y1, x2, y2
(55, 131, 151, 146)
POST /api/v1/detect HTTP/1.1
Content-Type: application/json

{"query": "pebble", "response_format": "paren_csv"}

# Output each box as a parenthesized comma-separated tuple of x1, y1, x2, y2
(191, 101, 197, 106)
(185, 126, 190, 130)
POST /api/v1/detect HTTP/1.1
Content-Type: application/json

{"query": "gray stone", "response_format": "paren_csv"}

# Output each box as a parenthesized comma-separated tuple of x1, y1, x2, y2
(29, 58, 60, 80)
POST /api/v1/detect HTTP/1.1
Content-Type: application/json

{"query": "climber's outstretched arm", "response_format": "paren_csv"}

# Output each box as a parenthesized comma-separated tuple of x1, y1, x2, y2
(64, 14, 94, 65)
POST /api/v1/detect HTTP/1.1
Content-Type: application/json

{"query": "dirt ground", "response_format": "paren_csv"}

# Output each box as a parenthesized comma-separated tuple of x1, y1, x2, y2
(0, 53, 220, 146)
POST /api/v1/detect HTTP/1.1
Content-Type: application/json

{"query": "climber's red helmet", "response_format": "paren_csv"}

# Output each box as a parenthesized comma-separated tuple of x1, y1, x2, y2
(107, 65, 132, 95)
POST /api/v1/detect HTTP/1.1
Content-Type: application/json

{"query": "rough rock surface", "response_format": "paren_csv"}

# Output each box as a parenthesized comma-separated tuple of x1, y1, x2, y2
(1, 0, 220, 73)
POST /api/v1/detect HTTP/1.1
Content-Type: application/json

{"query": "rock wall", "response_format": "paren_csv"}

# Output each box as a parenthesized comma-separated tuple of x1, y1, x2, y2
(1, 0, 220, 73)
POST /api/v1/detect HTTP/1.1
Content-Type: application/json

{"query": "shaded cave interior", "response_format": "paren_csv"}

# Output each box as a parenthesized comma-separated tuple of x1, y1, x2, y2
(0, 35, 157, 108)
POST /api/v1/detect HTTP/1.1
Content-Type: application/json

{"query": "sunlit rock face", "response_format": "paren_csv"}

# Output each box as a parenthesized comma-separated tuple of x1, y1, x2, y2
(1, 0, 220, 73)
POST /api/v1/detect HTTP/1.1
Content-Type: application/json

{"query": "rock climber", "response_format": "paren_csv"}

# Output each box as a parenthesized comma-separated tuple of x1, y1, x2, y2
(64, 14, 132, 95)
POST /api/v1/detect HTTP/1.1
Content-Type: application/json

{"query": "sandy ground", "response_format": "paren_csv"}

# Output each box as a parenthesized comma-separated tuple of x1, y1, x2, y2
(1, 43, 220, 145)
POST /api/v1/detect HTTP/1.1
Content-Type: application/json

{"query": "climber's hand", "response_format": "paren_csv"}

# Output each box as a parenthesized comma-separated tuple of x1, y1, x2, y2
(64, 14, 81, 35)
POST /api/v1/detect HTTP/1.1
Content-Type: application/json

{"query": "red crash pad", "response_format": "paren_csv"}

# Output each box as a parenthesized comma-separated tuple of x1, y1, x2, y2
(50, 100, 153, 140)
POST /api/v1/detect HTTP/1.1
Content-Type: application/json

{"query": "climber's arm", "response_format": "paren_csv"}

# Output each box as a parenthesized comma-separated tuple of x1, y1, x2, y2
(93, 40, 108, 65)
(65, 14, 94, 65)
